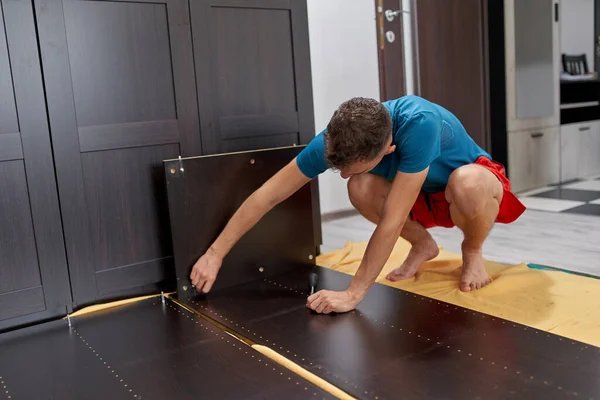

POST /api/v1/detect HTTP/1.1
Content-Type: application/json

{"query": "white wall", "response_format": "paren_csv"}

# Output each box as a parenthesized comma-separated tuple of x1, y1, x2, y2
(306, 0, 381, 214)
(560, 0, 595, 72)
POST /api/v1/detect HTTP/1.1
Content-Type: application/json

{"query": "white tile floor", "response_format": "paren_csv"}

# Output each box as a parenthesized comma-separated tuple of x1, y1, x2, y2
(516, 176, 600, 215)
(518, 197, 586, 213)
(562, 179, 600, 191)
(321, 208, 600, 277)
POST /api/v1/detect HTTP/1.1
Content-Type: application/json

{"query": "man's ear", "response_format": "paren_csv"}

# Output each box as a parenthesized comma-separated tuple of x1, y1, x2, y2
(385, 144, 396, 155)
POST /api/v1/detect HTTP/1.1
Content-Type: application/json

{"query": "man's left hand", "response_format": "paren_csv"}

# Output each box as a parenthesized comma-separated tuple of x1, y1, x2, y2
(306, 290, 361, 314)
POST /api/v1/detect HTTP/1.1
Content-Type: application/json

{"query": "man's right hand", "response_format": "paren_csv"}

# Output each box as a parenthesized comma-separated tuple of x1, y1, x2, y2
(190, 248, 223, 293)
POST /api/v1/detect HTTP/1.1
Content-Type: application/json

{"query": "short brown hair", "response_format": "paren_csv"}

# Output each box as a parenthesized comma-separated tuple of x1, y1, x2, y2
(324, 97, 392, 170)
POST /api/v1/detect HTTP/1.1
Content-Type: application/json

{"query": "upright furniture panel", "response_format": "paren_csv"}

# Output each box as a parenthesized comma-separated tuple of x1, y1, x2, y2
(164, 147, 316, 297)
(0, 0, 71, 330)
(35, 0, 201, 307)
(190, 0, 315, 154)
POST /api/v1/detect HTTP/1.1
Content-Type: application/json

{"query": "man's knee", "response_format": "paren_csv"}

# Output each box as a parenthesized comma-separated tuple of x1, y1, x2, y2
(347, 174, 388, 210)
(445, 165, 502, 219)
(348, 174, 372, 209)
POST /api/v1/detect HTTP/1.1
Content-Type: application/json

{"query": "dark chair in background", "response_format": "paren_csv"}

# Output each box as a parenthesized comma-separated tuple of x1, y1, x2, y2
(562, 53, 589, 75)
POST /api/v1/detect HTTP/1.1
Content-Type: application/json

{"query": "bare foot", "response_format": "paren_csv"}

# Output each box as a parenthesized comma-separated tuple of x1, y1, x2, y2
(386, 238, 439, 282)
(460, 251, 491, 291)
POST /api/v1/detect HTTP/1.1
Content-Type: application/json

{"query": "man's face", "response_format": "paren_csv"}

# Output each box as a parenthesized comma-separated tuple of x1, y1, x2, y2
(338, 137, 395, 179)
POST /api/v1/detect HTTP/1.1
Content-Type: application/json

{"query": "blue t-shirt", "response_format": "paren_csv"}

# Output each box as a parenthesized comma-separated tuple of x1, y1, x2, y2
(296, 95, 491, 193)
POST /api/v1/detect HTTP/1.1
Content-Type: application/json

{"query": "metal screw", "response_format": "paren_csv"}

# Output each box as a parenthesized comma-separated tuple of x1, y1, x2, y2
(169, 168, 176, 174)
(182, 285, 188, 291)
(258, 267, 264, 272)
(308, 254, 314, 260)
(250, 159, 255, 165)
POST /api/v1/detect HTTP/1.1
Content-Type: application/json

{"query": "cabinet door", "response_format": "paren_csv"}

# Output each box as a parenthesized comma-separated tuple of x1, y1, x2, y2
(0, 0, 71, 329)
(582, 122, 600, 177)
(190, 0, 315, 154)
(35, 0, 201, 306)
(560, 123, 583, 182)
(508, 127, 560, 192)
(505, 0, 560, 132)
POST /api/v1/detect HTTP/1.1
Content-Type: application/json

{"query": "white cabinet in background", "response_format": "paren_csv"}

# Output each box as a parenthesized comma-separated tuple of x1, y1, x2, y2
(508, 126, 560, 193)
(504, 0, 560, 133)
(560, 121, 600, 181)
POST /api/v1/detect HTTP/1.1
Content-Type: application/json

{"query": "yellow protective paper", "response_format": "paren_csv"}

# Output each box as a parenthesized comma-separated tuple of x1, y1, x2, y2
(317, 239, 600, 347)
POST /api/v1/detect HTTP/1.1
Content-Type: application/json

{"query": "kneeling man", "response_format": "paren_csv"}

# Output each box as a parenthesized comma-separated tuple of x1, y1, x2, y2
(190, 95, 526, 314)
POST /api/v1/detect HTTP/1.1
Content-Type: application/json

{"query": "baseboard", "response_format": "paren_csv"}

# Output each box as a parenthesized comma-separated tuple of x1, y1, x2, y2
(321, 209, 359, 222)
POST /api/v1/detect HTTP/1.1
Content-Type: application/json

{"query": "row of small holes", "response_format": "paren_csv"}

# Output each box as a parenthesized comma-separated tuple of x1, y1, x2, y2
(395, 289, 589, 350)
(160, 301, 324, 398)
(261, 278, 585, 397)
(263, 278, 307, 296)
(186, 299, 379, 399)
(1, 375, 11, 399)
(72, 329, 141, 399)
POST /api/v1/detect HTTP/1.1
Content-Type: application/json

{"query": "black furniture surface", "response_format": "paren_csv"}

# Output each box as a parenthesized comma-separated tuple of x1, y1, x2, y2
(0, 297, 334, 399)
(183, 267, 600, 400)
(560, 79, 600, 124)
(164, 146, 317, 297)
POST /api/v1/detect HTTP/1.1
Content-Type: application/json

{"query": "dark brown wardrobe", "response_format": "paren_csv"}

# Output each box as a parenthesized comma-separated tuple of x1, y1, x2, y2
(0, 0, 317, 331)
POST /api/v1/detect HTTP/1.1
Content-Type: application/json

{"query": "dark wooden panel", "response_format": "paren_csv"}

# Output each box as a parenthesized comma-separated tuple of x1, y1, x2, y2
(63, 0, 176, 127)
(0, 9, 18, 135)
(192, 0, 315, 153)
(1, 0, 72, 320)
(79, 120, 179, 152)
(0, 298, 335, 399)
(208, 0, 291, 8)
(95, 257, 171, 295)
(219, 133, 301, 153)
(220, 113, 299, 139)
(0, 318, 138, 399)
(165, 146, 315, 297)
(487, 0, 507, 166)
(36, 0, 201, 306)
(375, 0, 406, 101)
(185, 267, 600, 400)
(0, 306, 65, 334)
(0, 132, 23, 161)
(212, 7, 296, 117)
(0, 287, 45, 321)
(416, 0, 490, 151)
(290, 0, 316, 146)
(0, 161, 42, 294)
(81, 144, 178, 273)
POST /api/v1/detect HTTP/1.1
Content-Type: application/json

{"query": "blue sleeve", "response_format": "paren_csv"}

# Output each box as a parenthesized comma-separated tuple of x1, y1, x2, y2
(296, 130, 329, 178)
(396, 112, 441, 173)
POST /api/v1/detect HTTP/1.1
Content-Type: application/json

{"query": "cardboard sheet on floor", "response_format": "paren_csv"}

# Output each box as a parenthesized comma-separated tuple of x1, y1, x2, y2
(317, 239, 600, 347)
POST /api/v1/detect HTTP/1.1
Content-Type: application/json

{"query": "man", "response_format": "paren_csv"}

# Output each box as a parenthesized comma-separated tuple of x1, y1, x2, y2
(189, 95, 526, 314)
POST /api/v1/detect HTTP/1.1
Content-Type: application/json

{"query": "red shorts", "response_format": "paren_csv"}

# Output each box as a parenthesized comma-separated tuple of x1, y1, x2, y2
(409, 156, 526, 229)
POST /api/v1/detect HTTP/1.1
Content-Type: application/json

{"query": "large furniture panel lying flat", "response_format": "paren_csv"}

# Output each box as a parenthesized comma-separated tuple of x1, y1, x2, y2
(181, 267, 600, 400)
(0, 297, 335, 399)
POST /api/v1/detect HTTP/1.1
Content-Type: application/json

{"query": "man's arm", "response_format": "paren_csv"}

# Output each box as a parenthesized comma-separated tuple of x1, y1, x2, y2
(307, 167, 428, 314)
(191, 159, 312, 292)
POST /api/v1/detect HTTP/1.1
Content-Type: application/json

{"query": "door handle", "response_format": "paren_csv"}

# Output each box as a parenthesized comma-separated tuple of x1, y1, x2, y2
(530, 132, 544, 138)
(384, 9, 409, 22)
(579, 126, 591, 131)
